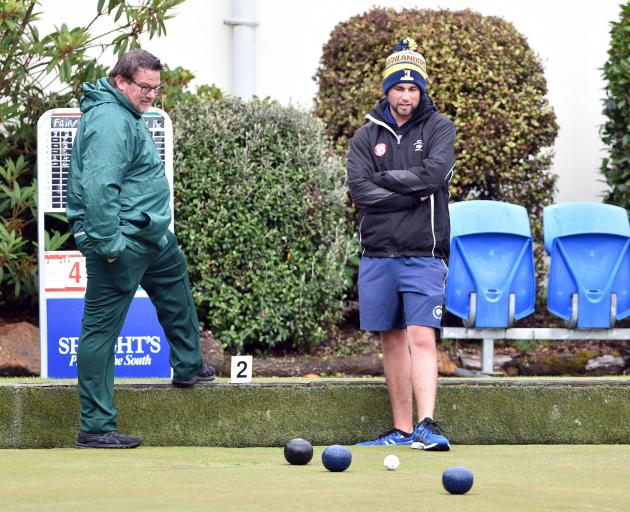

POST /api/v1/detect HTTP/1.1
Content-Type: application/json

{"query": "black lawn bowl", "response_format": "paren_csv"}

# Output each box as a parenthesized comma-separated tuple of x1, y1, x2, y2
(284, 438, 314, 465)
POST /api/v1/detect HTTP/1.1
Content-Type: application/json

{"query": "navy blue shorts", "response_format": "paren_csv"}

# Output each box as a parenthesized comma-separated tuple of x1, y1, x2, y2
(358, 257, 448, 331)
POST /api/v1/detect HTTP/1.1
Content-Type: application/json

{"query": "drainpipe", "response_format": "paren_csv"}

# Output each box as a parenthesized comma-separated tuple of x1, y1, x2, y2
(224, 0, 258, 99)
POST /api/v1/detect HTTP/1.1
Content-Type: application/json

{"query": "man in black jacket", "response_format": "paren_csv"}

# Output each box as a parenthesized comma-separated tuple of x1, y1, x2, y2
(348, 38, 455, 450)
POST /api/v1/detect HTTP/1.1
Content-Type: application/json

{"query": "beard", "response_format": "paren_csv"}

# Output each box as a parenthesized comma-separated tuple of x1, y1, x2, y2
(136, 101, 151, 113)
(394, 105, 413, 117)
(393, 103, 415, 117)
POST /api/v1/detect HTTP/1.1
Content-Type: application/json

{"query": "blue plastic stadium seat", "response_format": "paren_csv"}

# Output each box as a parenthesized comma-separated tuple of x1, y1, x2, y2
(544, 202, 630, 328)
(446, 201, 536, 328)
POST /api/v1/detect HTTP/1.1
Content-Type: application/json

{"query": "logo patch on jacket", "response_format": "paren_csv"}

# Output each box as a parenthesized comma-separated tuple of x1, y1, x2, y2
(374, 143, 387, 157)
(414, 139, 423, 152)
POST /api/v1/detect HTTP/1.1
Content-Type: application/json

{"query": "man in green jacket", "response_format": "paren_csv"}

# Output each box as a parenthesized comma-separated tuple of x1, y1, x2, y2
(67, 49, 215, 449)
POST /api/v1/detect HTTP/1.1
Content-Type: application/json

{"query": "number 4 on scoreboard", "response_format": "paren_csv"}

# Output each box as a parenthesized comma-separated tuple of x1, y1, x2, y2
(43, 252, 87, 293)
(69, 261, 81, 283)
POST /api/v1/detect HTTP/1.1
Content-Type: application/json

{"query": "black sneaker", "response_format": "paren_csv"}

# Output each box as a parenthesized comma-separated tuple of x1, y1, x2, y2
(76, 431, 142, 449)
(172, 362, 216, 388)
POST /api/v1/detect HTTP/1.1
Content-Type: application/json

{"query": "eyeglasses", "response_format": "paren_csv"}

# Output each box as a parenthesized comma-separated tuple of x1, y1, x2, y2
(126, 78, 165, 95)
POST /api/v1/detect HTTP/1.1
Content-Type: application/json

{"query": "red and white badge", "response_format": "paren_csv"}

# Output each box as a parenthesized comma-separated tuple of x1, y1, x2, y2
(374, 143, 387, 157)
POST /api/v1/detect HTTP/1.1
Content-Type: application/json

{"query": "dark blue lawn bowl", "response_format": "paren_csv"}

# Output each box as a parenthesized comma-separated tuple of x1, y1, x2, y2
(321, 444, 352, 472)
(442, 466, 474, 494)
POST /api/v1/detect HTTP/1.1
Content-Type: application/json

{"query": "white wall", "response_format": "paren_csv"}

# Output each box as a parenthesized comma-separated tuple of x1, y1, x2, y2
(38, 0, 622, 203)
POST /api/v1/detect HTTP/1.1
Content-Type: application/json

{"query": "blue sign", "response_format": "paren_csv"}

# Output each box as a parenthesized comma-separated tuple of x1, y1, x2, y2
(46, 297, 171, 378)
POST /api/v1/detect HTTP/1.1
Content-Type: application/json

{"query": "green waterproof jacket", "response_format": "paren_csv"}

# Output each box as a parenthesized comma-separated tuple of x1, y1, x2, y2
(66, 77, 171, 258)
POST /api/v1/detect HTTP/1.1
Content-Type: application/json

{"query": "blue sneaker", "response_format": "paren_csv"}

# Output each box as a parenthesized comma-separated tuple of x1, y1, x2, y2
(356, 428, 414, 446)
(412, 417, 450, 451)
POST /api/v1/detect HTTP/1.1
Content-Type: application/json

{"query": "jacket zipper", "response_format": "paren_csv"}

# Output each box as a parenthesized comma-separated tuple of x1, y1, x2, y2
(365, 114, 402, 144)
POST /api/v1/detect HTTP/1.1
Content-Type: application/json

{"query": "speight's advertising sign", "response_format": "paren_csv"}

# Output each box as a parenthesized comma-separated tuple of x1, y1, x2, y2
(45, 285, 171, 378)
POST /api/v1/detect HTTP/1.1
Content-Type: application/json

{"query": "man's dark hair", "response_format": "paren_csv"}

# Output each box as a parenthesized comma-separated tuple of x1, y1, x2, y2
(108, 49, 162, 85)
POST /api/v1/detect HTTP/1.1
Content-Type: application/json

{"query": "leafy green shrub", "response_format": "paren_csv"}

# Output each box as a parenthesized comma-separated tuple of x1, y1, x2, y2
(158, 66, 223, 110)
(0, 156, 37, 303)
(601, 1, 630, 209)
(171, 96, 356, 353)
(315, 7, 558, 226)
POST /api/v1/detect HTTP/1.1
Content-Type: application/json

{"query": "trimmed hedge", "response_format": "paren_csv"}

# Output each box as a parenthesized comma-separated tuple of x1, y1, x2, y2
(601, 1, 630, 209)
(171, 96, 356, 353)
(314, 7, 558, 226)
(4, 380, 630, 447)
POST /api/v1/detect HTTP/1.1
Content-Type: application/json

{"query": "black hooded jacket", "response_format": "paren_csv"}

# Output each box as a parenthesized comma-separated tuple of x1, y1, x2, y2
(346, 94, 455, 258)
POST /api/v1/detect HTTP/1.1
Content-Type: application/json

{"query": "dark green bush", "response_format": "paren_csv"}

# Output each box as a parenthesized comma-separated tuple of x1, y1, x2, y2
(171, 96, 356, 353)
(601, 1, 630, 209)
(314, 7, 558, 225)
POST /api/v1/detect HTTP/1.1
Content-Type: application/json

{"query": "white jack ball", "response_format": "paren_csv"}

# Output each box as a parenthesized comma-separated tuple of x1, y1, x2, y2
(384, 454, 400, 471)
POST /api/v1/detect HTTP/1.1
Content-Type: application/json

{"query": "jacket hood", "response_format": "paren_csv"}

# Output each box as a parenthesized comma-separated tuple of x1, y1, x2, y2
(80, 77, 141, 118)
(369, 93, 437, 127)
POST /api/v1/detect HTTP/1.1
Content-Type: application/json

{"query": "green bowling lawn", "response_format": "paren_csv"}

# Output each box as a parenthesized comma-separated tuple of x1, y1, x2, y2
(1, 445, 627, 511)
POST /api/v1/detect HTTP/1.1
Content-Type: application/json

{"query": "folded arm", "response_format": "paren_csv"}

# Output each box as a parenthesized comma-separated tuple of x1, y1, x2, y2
(372, 118, 456, 196)
(346, 131, 421, 214)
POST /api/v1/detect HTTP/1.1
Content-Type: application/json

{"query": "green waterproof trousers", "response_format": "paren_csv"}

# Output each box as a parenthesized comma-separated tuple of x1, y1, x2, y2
(77, 231, 202, 433)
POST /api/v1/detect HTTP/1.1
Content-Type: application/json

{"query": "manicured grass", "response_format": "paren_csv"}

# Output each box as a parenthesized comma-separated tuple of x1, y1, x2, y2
(2, 376, 630, 385)
(1, 445, 628, 511)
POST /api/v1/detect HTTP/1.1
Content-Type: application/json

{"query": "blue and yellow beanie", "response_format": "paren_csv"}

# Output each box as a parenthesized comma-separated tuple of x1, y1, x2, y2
(382, 37, 427, 95)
